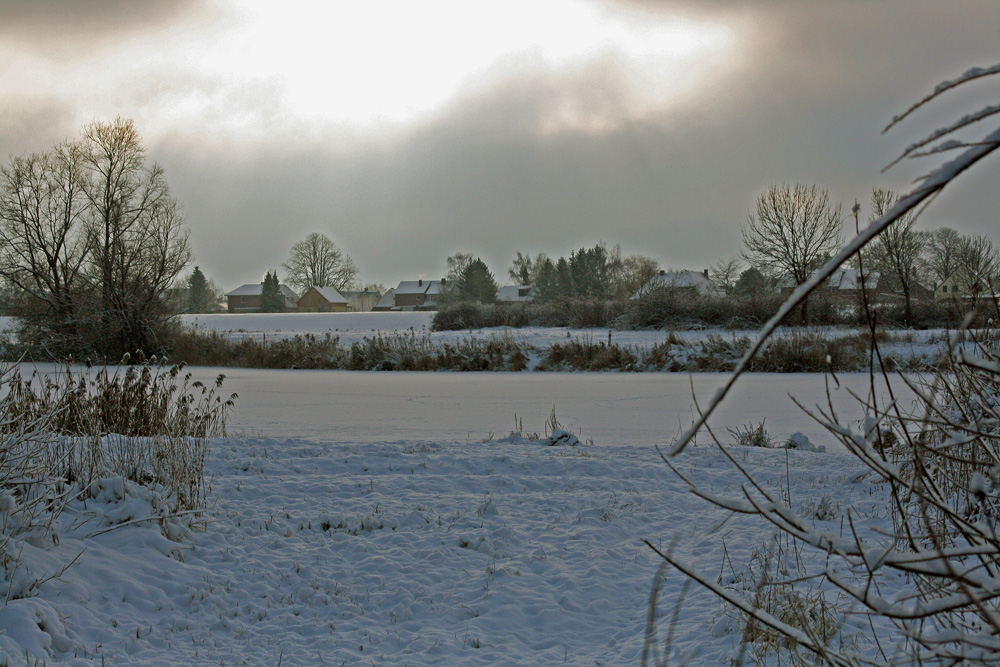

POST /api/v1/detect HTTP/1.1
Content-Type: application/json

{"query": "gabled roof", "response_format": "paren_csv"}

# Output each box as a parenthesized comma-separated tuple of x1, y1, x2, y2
(394, 280, 445, 296)
(373, 288, 396, 309)
(632, 270, 711, 299)
(225, 283, 299, 303)
(394, 280, 431, 295)
(302, 286, 348, 304)
(226, 283, 265, 297)
(497, 285, 533, 302)
(827, 269, 879, 290)
(777, 269, 879, 291)
(775, 269, 879, 291)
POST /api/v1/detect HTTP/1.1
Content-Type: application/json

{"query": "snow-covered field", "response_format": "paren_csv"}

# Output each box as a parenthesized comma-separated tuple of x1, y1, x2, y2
(2, 364, 921, 665)
(0, 314, 944, 664)
(3, 430, 893, 665)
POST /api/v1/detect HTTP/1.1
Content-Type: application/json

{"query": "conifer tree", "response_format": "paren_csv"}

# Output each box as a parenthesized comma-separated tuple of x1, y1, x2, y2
(555, 257, 575, 300)
(260, 271, 284, 312)
(456, 258, 498, 303)
(187, 266, 211, 313)
(534, 258, 559, 303)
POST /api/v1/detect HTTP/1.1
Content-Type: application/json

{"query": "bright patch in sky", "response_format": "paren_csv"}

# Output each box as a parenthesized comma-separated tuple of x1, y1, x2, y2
(225, 0, 736, 130)
(0, 0, 738, 141)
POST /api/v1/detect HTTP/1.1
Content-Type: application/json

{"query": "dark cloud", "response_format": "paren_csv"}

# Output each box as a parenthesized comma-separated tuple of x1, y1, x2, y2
(0, 100, 78, 157)
(3, 0, 998, 290)
(0, 0, 204, 58)
(159, 50, 996, 291)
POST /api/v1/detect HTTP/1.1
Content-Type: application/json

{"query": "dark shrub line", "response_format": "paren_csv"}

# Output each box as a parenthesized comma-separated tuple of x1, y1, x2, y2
(161, 327, 935, 373)
(432, 292, 971, 332)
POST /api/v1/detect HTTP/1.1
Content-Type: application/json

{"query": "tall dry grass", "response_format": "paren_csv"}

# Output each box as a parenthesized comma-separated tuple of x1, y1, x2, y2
(1, 360, 234, 603)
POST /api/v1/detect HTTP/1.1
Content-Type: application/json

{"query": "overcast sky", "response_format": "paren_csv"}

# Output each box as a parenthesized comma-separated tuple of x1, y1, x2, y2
(1, 0, 997, 290)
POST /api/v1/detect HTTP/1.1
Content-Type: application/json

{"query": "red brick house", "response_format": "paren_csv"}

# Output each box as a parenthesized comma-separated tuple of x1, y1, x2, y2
(225, 283, 299, 312)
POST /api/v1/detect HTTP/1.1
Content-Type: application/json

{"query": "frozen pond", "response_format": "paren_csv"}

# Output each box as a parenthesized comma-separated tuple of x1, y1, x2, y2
(17, 361, 923, 450)
(207, 368, 919, 451)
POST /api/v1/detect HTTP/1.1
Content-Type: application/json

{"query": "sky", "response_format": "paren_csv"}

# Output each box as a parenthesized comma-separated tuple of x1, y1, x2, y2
(0, 0, 997, 291)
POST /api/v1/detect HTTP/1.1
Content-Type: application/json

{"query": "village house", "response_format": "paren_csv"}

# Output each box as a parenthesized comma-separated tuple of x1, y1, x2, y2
(934, 269, 998, 302)
(225, 282, 299, 312)
(391, 279, 446, 309)
(632, 270, 711, 299)
(776, 269, 882, 299)
(296, 286, 349, 312)
(497, 285, 534, 302)
(341, 289, 383, 312)
(372, 288, 396, 311)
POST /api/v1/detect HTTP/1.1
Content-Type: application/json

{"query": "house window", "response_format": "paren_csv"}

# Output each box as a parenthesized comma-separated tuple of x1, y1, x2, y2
(942, 286, 948, 293)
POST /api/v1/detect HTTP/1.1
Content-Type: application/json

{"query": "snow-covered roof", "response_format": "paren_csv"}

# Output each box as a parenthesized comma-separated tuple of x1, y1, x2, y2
(303, 286, 348, 304)
(632, 270, 710, 299)
(497, 285, 533, 302)
(828, 269, 879, 290)
(394, 281, 430, 295)
(778, 269, 879, 291)
(225, 283, 299, 305)
(226, 283, 265, 297)
(373, 289, 395, 309)
(394, 280, 445, 296)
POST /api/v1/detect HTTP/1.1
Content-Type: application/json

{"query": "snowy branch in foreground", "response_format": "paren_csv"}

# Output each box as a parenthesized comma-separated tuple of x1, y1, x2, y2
(668, 66, 1000, 457)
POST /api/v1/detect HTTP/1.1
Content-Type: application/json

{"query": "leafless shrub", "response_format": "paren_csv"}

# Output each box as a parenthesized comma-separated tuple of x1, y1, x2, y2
(734, 540, 841, 664)
(728, 421, 774, 448)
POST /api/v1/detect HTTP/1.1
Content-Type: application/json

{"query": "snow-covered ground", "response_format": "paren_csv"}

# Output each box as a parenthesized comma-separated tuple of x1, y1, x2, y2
(2, 365, 922, 665)
(3, 430, 893, 665)
(0, 316, 953, 664)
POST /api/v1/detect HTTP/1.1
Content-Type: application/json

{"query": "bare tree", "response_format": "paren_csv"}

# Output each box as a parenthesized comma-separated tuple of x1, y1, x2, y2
(80, 117, 190, 357)
(924, 226, 964, 288)
(282, 232, 358, 294)
(614, 254, 660, 299)
(741, 183, 843, 323)
(0, 118, 189, 358)
(508, 251, 533, 285)
(508, 251, 548, 286)
(865, 187, 927, 323)
(956, 234, 1000, 299)
(445, 252, 475, 282)
(0, 142, 89, 345)
(710, 256, 743, 296)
